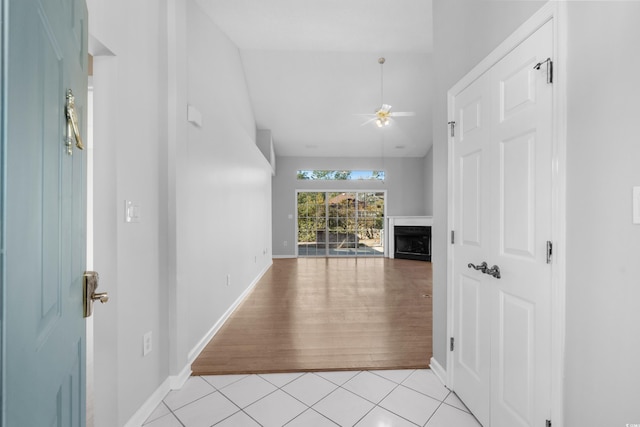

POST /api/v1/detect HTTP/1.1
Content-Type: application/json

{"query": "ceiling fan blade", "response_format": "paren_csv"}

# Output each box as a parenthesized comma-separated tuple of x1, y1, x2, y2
(390, 111, 416, 117)
(360, 117, 378, 126)
(380, 104, 392, 113)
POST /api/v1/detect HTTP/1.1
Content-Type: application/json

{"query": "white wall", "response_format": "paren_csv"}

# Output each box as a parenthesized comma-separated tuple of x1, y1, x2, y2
(432, 1, 640, 425)
(89, 0, 167, 424)
(564, 3, 640, 425)
(181, 0, 272, 356)
(87, 0, 272, 425)
(272, 156, 428, 257)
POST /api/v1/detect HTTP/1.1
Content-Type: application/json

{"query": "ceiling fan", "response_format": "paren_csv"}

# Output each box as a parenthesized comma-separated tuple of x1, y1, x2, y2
(359, 57, 415, 128)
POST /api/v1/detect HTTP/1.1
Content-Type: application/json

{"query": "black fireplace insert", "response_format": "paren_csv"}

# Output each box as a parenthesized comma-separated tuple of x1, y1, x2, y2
(394, 226, 431, 261)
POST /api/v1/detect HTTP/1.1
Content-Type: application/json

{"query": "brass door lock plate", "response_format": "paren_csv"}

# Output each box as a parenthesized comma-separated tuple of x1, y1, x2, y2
(83, 271, 109, 318)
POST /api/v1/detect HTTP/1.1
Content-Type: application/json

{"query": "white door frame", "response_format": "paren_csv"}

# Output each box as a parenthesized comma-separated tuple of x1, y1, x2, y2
(445, 2, 567, 426)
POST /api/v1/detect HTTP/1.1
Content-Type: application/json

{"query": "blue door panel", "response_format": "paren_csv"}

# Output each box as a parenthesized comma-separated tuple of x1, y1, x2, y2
(3, 0, 88, 425)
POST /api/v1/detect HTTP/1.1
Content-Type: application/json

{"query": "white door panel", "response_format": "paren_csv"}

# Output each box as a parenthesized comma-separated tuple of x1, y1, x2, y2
(461, 151, 482, 246)
(496, 291, 535, 424)
(500, 132, 536, 259)
(491, 20, 553, 427)
(451, 19, 554, 427)
(458, 274, 483, 378)
(452, 71, 492, 426)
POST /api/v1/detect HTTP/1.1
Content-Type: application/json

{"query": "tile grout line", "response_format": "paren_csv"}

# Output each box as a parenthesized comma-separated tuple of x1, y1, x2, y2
(162, 401, 187, 427)
(268, 372, 339, 426)
(165, 389, 218, 415)
(150, 369, 468, 427)
(310, 370, 417, 427)
(168, 375, 251, 427)
(201, 373, 249, 391)
(422, 398, 448, 427)
(351, 381, 415, 427)
(353, 370, 446, 427)
(217, 374, 319, 426)
(210, 384, 265, 427)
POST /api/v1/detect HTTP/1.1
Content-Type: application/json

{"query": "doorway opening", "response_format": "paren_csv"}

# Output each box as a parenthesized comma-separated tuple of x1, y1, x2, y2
(296, 191, 386, 257)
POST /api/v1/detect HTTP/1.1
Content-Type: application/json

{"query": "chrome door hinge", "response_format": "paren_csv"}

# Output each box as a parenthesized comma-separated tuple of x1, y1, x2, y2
(450, 337, 455, 351)
(448, 121, 456, 137)
(546, 241, 553, 264)
(451, 230, 455, 245)
(546, 420, 552, 427)
(534, 58, 553, 84)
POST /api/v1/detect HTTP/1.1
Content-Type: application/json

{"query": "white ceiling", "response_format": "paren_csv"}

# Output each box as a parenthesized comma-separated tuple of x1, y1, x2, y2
(196, 0, 433, 158)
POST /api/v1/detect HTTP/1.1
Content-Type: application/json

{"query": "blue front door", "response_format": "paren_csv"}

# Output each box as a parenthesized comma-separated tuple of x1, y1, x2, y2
(2, 0, 88, 425)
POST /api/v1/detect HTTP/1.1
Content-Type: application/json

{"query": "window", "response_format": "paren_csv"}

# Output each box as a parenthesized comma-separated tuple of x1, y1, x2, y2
(297, 170, 385, 181)
(297, 191, 385, 257)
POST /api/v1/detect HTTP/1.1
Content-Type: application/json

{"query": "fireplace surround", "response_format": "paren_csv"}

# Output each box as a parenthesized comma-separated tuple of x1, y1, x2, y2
(387, 216, 433, 261)
(394, 226, 431, 261)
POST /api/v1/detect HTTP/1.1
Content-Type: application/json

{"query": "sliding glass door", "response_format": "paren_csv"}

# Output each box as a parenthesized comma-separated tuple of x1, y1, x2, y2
(297, 191, 385, 257)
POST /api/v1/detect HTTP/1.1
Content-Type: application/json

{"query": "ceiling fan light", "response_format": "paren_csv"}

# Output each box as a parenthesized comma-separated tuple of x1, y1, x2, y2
(376, 119, 383, 127)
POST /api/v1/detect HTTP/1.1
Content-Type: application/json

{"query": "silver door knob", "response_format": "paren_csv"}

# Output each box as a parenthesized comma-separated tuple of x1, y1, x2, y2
(484, 265, 501, 279)
(468, 261, 488, 272)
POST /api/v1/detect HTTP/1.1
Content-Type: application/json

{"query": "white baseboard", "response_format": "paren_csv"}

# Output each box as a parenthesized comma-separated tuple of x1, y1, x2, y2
(124, 261, 272, 427)
(123, 364, 193, 427)
(429, 357, 447, 387)
(169, 364, 192, 390)
(272, 255, 296, 259)
(123, 377, 171, 427)
(186, 261, 272, 363)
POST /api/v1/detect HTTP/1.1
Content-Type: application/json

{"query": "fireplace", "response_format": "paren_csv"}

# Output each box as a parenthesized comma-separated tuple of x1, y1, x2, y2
(394, 226, 431, 261)
(387, 216, 433, 261)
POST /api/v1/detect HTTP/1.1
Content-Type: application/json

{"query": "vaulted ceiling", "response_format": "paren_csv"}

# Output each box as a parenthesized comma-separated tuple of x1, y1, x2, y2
(196, 0, 433, 158)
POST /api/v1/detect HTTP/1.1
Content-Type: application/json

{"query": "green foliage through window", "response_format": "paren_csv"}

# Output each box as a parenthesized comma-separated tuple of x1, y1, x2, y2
(297, 191, 385, 257)
(297, 170, 385, 181)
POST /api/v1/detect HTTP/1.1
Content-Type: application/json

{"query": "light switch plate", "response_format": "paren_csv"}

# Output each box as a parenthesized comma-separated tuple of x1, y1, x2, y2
(633, 187, 640, 224)
(187, 104, 202, 127)
(143, 331, 152, 356)
(125, 200, 141, 223)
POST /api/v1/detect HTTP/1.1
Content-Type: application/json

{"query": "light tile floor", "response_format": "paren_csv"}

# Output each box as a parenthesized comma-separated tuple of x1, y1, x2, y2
(143, 369, 482, 427)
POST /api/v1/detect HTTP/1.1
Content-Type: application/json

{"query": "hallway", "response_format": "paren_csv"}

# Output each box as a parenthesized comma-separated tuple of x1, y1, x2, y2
(143, 369, 480, 426)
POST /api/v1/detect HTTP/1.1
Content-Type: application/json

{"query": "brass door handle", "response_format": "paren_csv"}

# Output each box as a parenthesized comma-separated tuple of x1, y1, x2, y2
(65, 89, 84, 154)
(84, 271, 108, 317)
(91, 292, 109, 304)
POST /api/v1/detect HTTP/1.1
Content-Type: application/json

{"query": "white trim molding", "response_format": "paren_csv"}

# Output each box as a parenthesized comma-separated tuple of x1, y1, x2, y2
(429, 357, 447, 388)
(446, 2, 566, 426)
(123, 363, 192, 427)
(123, 377, 171, 427)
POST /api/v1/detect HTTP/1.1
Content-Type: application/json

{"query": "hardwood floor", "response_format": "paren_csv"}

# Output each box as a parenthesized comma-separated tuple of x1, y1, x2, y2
(191, 257, 432, 375)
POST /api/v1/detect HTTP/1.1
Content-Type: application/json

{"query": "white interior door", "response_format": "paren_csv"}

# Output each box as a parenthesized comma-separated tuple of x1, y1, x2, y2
(489, 20, 553, 427)
(451, 20, 554, 427)
(451, 70, 493, 426)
